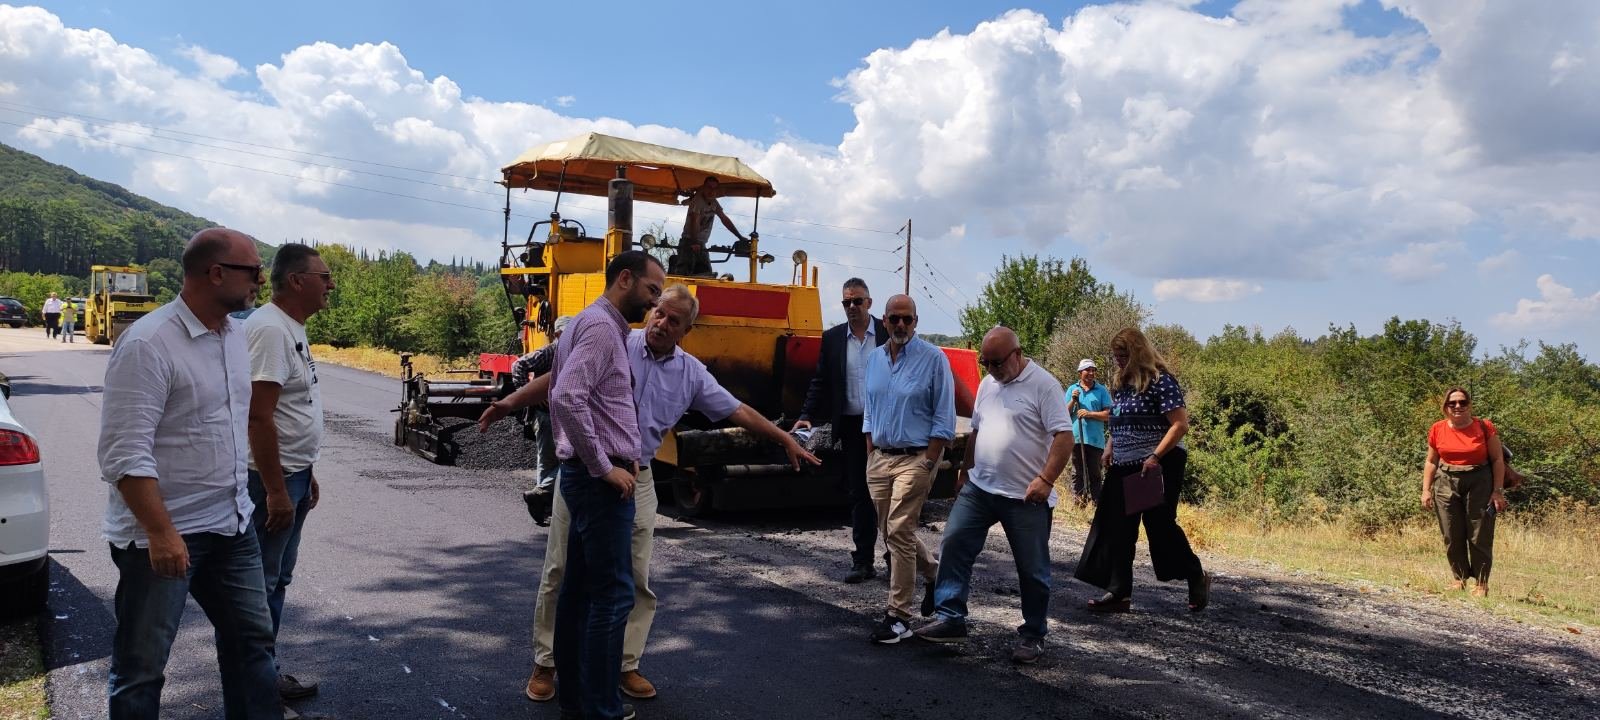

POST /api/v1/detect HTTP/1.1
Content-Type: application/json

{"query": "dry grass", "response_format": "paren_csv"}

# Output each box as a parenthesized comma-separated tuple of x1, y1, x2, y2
(1053, 484, 1599, 632)
(0, 616, 47, 720)
(310, 345, 478, 379)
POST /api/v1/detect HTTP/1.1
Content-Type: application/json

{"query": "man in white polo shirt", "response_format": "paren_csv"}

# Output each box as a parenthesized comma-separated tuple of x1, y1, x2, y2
(245, 242, 333, 704)
(913, 326, 1073, 664)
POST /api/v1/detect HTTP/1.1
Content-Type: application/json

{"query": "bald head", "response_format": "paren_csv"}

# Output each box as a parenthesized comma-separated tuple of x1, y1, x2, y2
(180, 227, 263, 319)
(182, 228, 258, 278)
(981, 326, 1019, 355)
(979, 326, 1026, 381)
(883, 294, 919, 347)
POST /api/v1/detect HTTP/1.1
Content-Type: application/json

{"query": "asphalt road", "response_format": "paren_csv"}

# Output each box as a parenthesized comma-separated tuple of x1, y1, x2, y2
(3, 325, 1596, 720)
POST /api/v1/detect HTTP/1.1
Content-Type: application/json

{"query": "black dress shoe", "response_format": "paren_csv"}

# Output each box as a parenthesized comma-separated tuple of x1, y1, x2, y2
(844, 565, 877, 583)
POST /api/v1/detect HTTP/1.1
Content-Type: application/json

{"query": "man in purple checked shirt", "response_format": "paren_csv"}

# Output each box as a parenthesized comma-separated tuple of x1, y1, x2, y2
(547, 250, 665, 720)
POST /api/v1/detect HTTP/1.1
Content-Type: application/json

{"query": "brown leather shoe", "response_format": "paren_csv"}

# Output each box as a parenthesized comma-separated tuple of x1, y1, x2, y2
(525, 664, 556, 702)
(620, 670, 657, 699)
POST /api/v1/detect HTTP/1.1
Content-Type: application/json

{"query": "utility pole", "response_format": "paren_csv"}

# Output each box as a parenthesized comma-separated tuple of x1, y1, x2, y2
(903, 218, 912, 296)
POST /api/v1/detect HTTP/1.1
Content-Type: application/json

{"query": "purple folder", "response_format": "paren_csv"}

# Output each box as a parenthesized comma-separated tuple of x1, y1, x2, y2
(1124, 463, 1165, 516)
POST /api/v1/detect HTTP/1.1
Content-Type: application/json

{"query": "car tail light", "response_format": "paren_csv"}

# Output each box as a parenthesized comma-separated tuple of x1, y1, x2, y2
(0, 429, 40, 465)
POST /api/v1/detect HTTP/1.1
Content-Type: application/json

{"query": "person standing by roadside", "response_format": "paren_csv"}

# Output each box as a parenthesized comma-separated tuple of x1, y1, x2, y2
(862, 294, 955, 644)
(1066, 359, 1111, 506)
(484, 285, 819, 704)
(42, 291, 62, 339)
(98, 228, 279, 719)
(60, 299, 78, 343)
(795, 278, 888, 583)
(244, 243, 332, 706)
(513, 315, 573, 525)
(547, 250, 664, 720)
(1423, 387, 1508, 597)
(1075, 327, 1210, 614)
(914, 327, 1072, 664)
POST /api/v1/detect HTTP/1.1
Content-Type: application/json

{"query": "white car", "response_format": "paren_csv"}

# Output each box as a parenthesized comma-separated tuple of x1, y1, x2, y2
(0, 374, 48, 618)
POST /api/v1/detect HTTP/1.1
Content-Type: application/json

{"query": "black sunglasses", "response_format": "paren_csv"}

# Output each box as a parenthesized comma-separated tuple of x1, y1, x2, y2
(884, 314, 915, 325)
(217, 262, 264, 279)
(841, 297, 868, 307)
(978, 348, 1018, 369)
(293, 271, 333, 281)
(1445, 399, 1470, 408)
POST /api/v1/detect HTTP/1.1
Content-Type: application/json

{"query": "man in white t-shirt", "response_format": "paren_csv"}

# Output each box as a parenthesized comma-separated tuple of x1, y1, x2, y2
(913, 326, 1073, 665)
(244, 242, 332, 704)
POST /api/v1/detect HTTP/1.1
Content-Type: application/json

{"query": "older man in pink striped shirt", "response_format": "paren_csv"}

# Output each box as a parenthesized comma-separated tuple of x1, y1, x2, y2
(547, 250, 664, 720)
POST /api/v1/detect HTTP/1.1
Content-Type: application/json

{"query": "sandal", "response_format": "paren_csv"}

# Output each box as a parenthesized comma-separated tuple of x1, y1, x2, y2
(1087, 593, 1131, 613)
(1188, 572, 1212, 612)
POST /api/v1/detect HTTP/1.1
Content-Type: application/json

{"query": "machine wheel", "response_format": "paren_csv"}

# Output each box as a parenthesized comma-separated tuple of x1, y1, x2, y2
(672, 475, 715, 518)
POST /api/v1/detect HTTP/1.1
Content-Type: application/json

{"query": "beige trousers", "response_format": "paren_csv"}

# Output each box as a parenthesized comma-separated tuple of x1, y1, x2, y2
(866, 451, 938, 619)
(532, 467, 659, 672)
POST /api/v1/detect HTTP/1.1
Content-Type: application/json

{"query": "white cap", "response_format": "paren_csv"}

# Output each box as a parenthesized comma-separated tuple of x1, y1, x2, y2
(1077, 358, 1097, 372)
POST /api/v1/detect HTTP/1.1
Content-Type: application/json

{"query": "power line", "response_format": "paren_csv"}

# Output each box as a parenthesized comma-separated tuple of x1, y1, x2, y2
(0, 99, 907, 240)
(912, 246, 978, 305)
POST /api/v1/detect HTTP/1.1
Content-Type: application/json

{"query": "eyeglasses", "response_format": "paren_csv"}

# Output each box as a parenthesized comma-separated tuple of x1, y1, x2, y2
(293, 271, 333, 282)
(217, 262, 264, 279)
(1445, 400, 1470, 408)
(979, 348, 1019, 369)
(841, 297, 868, 307)
(884, 314, 915, 325)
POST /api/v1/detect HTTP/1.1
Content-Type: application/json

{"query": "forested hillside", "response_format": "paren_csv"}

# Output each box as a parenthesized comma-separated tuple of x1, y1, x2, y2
(0, 142, 218, 274)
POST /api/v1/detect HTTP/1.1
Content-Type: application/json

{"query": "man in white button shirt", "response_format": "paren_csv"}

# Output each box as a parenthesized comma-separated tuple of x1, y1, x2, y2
(245, 242, 333, 704)
(912, 326, 1073, 665)
(42, 291, 63, 339)
(98, 228, 280, 719)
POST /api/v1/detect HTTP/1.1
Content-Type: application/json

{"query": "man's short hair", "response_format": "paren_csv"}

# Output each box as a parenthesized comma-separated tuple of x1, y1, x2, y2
(658, 284, 699, 325)
(605, 250, 663, 287)
(843, 277, 869, 294)
(270, 243, 322, 291)
(181, 228, 236, 277)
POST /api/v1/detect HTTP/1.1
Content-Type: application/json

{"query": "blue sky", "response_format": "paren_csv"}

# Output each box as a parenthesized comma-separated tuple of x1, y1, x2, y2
(5, 1, 1598, 355)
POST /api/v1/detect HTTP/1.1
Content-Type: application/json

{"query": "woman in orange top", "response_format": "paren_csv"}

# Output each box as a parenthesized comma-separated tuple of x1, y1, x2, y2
(1422, 387, 1508, 596)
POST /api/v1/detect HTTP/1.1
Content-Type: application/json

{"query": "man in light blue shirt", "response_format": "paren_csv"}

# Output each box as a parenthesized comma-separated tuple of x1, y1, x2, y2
(861, 294, 955, 644)
(1066, 358, 1112, 505)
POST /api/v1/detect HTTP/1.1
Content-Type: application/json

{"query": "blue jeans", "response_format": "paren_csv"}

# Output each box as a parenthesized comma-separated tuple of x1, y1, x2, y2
(931, 483, 1054, 639)
(533, 409, 558, 489)
(553, 459, 636, 719)
(248, 467, 314, 649)
(108, 527, 279, 720)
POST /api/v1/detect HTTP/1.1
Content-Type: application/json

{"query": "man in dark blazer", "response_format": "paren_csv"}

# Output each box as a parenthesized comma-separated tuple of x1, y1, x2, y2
(795, 278, 889, 583)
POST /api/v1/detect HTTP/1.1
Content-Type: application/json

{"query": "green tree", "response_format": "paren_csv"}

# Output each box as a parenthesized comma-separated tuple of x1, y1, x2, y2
(960, 254, 1108, 357)
(400, 273, 484, 359)
(1041, 290, 1149, 381)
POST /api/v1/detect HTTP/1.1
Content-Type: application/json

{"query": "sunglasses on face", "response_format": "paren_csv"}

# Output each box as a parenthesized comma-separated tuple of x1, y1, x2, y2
(884, 314, 915, 325)
(979, 348, 1018, 369)
(293, 271, 333, 282)
(841, 297, 868, 307)
(217, 262, 264, 280)
(1445, 400, 1470, 408)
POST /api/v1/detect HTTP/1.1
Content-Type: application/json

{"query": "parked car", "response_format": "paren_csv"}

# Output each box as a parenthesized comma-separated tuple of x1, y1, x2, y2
(0, 373, 49, 618)
(0, 297, 26, 328)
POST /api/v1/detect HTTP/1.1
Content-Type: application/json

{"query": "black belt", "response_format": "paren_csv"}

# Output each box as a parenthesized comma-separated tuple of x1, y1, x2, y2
(877, 446, 928, 456)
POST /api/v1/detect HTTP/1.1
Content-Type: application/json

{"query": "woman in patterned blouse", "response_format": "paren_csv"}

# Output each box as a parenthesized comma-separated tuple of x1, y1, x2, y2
(1074, 327, 1211, 613)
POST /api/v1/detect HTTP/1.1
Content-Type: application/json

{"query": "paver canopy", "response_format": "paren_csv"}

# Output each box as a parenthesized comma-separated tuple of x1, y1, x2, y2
(501, 132, 776, 205)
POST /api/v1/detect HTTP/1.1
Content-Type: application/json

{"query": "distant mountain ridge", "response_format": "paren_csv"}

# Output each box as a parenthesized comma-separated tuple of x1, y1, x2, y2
(0, 141, 216, 232)
(0, 141, 252, 275)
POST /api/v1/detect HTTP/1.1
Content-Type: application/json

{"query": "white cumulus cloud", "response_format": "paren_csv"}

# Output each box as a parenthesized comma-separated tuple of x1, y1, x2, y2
(179, 44, 243, 82)
(1153, 278, 1263, 303)
(1491, 274, 1600, 330)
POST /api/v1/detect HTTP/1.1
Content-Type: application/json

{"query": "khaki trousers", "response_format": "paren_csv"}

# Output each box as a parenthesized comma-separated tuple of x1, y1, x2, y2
(866, 451, 938, 619)
(533, 467, 658, 672)
(1434, 464, 1496, 583)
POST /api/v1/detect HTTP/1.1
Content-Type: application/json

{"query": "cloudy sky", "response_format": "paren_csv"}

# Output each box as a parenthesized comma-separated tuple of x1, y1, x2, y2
(2, 0, 1597, 354)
